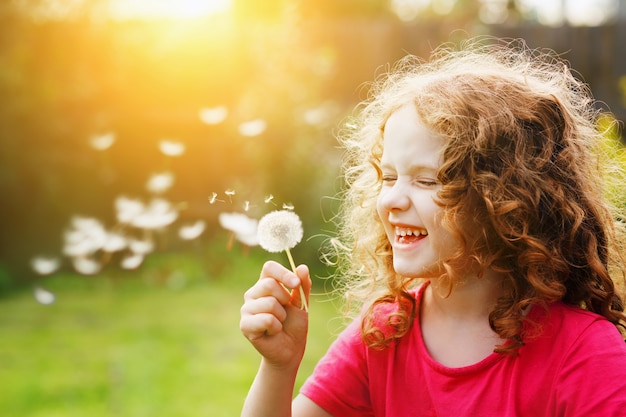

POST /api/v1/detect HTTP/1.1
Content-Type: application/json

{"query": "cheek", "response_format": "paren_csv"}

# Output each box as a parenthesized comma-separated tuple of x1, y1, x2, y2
(425, 207, 456, 247)
(376, 195, 387, 221)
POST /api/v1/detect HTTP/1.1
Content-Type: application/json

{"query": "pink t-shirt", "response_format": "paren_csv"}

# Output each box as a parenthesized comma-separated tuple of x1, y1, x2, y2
(300, 284, 626, 416)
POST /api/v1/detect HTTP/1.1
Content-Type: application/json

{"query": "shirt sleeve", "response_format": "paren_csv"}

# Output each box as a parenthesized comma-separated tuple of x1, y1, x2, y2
(553, 317, 626, 417)
(299, 319, 375, 417)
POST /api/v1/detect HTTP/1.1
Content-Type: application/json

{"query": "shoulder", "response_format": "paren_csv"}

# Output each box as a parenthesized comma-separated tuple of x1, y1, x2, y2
(530, 304, 626, 415)
(523, 302, 626, 376)
(530, 302, 624, 346)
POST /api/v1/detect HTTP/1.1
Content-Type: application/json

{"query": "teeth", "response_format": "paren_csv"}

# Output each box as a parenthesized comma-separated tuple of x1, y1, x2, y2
(395, 227, 427, 237)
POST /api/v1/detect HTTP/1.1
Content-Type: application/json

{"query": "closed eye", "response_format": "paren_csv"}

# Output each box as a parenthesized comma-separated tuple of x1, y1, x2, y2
(416, 179, 438, 187)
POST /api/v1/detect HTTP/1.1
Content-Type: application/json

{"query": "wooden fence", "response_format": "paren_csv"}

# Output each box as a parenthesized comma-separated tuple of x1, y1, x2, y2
(303, 18, 626, 128)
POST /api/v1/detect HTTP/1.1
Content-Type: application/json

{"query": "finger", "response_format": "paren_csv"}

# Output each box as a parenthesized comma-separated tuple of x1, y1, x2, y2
(292, 264, 312, 310)
(244, 277, 292, 306)
(260, 260, 301, 289)
(295, 264, 312, 296)
(241, 296, 288, 323)
(240, 313, 283, 340)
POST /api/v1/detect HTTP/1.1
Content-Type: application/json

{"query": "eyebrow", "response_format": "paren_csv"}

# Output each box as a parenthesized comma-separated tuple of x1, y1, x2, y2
(379, 162, 439, 174)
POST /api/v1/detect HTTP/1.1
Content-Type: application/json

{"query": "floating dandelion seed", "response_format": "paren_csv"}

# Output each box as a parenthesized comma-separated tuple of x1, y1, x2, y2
(238, 119, 267, 137)
(209, 192, 224, 204)
(115, 196, 145, 224)
(225, 189, 236, 203)
(243, 201, 251, 212)
(302, 105, 333, 126)
(146, 171, 175, 194)
(237, 230, 259, 247)
(130, 198, 178, 229)
(159, 139, 186, 157)
(63, 216, 107, 257)
(219, 212, 258, 250)
(72, 256, 102, 275)
(264, 194, 276, 205)
(257, 210, 308, 311)
(34, 286, 55, 305)
(199, 106, 228, 125)
(120, 253, 144, 270)
(282, 202, 295, 210)
(128, 238, 155, 255)
(89, 132, 116, 151)
(178, 220, 206, 240)
(30, 256, 61, 276)
(103, 232, 127, 253)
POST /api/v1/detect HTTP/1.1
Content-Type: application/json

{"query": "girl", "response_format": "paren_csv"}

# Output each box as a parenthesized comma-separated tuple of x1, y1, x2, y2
(239, 38, 626, 416)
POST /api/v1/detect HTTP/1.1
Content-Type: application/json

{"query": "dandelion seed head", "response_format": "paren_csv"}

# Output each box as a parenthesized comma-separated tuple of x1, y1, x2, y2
(257, 210, 303, 253)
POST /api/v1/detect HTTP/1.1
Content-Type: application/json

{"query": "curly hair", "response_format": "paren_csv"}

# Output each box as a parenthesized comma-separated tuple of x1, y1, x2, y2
(330, 38, 626, 353)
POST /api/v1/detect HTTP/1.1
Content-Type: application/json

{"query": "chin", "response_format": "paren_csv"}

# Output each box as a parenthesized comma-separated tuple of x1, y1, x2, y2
(392, 264, 423, 278)
(393, 262, 443, 280)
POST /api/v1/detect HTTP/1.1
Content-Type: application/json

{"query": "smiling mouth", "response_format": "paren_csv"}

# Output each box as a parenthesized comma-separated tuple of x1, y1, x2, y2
(395, 227, 428, 244)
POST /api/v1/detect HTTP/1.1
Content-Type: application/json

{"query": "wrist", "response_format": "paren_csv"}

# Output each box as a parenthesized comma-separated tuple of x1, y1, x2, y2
(260, 356, 302, 379)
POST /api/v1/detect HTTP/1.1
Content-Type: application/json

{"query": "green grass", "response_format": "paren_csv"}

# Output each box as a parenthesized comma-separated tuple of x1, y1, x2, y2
(0, 249, 344, 417)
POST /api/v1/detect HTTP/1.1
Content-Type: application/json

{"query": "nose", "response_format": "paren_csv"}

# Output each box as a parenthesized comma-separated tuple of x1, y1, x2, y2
(378, 179, 410, 212)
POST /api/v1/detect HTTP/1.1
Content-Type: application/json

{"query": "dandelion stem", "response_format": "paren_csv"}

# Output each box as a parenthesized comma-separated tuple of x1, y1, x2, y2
(285, 248, 308, 312)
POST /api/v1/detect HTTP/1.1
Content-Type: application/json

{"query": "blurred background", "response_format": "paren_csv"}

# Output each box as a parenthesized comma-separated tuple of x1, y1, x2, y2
(1, 0, 625, 416)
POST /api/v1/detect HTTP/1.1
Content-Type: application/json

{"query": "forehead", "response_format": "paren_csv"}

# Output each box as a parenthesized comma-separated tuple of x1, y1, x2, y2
(381, 105, 445, 168)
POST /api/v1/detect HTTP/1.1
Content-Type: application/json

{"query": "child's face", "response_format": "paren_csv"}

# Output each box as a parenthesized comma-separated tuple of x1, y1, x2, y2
(377, 105, 458, 279)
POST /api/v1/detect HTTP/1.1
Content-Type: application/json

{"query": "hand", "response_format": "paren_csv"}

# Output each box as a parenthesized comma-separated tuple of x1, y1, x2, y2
(240, 261, 311, 370)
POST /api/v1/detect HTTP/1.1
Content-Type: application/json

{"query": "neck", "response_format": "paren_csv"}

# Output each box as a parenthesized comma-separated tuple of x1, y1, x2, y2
(425, 269, 507, 321)
(420, 270, 509, 367)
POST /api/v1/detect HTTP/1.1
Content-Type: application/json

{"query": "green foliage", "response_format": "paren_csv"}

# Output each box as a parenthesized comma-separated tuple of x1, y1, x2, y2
(0, 7, 345, 287)
(0, 262, 14, 293)
(0, 252, 343, 417)
(597, 114, 626, 212)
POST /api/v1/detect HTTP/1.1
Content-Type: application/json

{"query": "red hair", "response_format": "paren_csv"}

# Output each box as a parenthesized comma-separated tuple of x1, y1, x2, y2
(330, 39, 626, 352)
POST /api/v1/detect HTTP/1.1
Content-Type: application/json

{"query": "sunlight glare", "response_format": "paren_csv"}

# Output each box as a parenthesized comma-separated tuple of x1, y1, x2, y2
(109, 0, 232, 20)
(516, 0, 618, 26)
(390, 0, 431, 21)
(565, 0, 617, 26)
